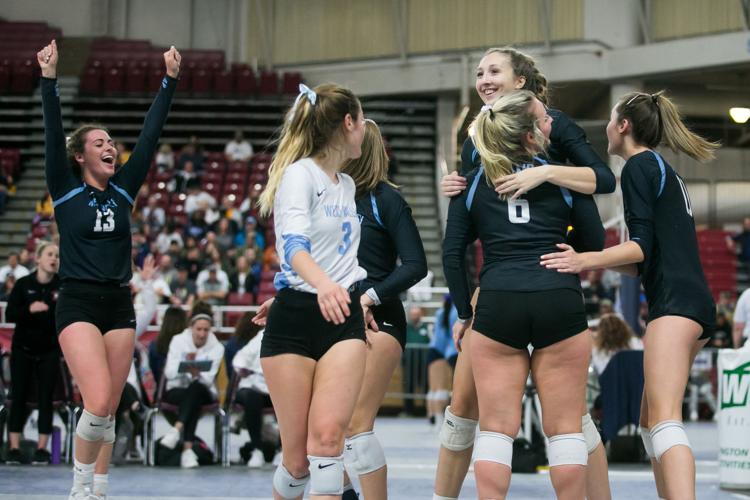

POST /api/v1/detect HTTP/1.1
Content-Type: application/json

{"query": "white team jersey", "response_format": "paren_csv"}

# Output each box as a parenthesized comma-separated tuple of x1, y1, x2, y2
(273, 158, 367, 294)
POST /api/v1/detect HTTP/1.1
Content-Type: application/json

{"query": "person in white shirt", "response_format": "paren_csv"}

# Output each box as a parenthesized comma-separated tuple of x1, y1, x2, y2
(252, 83, 372, 499)
(591, 313, 644, 376)
(733, 288, 750, 348)
(231, 330, 279, 468)
(159, 312, 225, 468)
(0, 252, 30, 283)
(224, 129, 254, 162)
(184, 183, 216, 216)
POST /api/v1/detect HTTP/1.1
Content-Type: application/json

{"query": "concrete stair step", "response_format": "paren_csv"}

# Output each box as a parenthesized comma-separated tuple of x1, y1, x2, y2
(2, 209, 35, 222)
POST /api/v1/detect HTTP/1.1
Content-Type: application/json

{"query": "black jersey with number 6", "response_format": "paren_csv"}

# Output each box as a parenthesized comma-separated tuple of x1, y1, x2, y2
(621, 150, 715, 331)
(41, 76, 176, 284)
(443, 158, 605, 320)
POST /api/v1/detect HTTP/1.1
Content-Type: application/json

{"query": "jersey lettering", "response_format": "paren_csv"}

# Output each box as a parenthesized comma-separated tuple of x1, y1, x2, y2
(507, 198, 531, 224)
(338, 221, 352, 255)
(93, 208, 116, 232)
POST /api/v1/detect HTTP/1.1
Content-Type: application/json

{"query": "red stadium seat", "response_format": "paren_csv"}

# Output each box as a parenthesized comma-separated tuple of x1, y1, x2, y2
(213, 70, 233, 95)
(227, 161, 249, 173)
(192, 69, 211, 94)
(0, 65, 9, 94)
(235, 68, 257, 95)
(124, 67, 146, 94)
(258, 71, 279, 95)
(79, 66, 102, 94)
(256, 292, 275, 305)
(176, 69, 191, 93)
(228, 292, 253, 306)
(205, 161, 225, 174)
(102, 67, 124, 94)
(147, 69, 164, 91)
(258, 280, 276, 295)
(10, 61, 35, 94)
(282, 72, 302, 95)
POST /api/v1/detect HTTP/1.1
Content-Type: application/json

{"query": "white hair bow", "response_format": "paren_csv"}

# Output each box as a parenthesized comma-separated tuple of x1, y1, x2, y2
(296, 83, 317, 106)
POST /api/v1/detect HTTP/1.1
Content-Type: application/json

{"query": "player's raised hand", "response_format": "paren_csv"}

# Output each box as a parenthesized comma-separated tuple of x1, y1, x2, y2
(37, 40, 58, 78)
(164, 45, 181, 79)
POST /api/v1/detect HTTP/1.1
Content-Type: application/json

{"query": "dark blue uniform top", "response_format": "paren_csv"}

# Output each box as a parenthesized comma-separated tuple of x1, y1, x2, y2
(6, 273, 61, 354)
(42, 76, 176, 284)
(356, 182, 428, 302)
(443, 158, 605, 320)
(461, 108, 616, 194)
(622, 150, 715, 331)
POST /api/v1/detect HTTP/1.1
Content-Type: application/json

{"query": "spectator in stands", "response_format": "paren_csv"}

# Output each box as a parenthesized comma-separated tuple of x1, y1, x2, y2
(261, 246, 280, 272)
(142, 194, 166, 234)
(232, 327, 278, 468)
(177, 136, 204, 171)
(131, 232, 150, 268)
(591, 314, 643, 376)
(175, 160, 198, 193)
(734, 286, 750, 348)
(710, 313, 734, 348)
(34, 191, 54, 224)
(169, 265, 197, 307)
(0, 274, 15, 301)
(0, 252, 30, 283)
(184, 180, 216, 216)
(179, 247, 203, 281)
(160, 311, 224, 468)
(220, 195, 243, 229)
(186, 210, 208, 240)
(0, 171, 15, 215)
(115, 142, 132, 167)
(19, 249, 34, 270)
(213, 218, 235, 255)
(599, 298, 614, 317)
(156, 143, 174, 171)
(224, 311, 262, 379)
(229, 255, 259, 301)
(726, 217, 750, 274)
(155, 222, 184, 255)
(148, 306, 188, 387)
(131, 261, 171, 306)
(224, 129, 254, 162)
(234, 215, 265, 251)
(4, 242, 60, 465)
(403, 305, 430, 416)
(716, 290, 735, 322)
(196, 264, 229, 306)
(426, 295, 458, 427)
(582, 270, 608, 316)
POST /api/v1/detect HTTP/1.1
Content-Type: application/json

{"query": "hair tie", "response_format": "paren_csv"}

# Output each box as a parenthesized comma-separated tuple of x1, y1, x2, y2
(651, 94, 659, 106)
(481, 104, 494, 120)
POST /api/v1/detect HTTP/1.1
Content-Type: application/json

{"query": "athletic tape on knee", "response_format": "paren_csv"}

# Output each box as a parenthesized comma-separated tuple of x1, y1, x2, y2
(581, 414, 601, 454)
(473, 431, 513, 467)
(272, 463, 309, 499)
(640, 427, 655, 459)
(76, 410, 110, 442)
(344, 431, 386, 476)
(547, 433, 588, 467)
(439, 406, 478, 451)
(103, 416, 116, 444)
(308, 454, 344, 496)
(650, 420, 691, 462)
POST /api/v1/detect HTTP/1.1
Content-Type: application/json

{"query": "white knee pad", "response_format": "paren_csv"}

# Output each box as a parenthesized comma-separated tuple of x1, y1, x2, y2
(439, 406, 478, 451)
(640, 426, 655, 459)
(103, 416, 116, 444)
(272, 463, 309, 499)
(76, 410, 110, 442)
(581, 414, 601, 454)
(308, 454, 344, 496)
(344, 431, 386, 476)
(547, 434, 588, 467)
(433, 495, 458, 500)
(434, 389, 450, 401)
(473, 431, 513, 467)
(650, 420, 691, 462)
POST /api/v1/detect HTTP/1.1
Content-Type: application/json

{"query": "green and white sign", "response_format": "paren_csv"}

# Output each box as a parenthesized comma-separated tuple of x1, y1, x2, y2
(718, 350, 750, 490)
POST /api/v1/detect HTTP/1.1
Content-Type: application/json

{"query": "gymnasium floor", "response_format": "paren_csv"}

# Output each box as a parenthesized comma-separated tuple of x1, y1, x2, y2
(1, 418, 748, 499)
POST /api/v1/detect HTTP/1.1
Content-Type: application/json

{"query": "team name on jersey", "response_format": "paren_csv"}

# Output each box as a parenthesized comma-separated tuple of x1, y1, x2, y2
(323, 204, 363, 222)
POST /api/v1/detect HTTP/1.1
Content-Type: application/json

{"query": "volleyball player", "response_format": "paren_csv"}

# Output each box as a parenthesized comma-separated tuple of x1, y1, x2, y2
(37, 40, 179, 499)
(340, 119, 427, 499)
(258, 83, 370, 500)
(541, 91, 718, 500)
(435, 47, 614, 500)
(444, 90, 605, 499)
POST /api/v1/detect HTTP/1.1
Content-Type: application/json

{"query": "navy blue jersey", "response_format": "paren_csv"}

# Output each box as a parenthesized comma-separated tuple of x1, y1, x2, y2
(356, 182, 427, 302)
(622, 151, 715, 330)
(42, 76, 176, 284)
(460, 108, 615, 194)
(444, 159, 605, 320)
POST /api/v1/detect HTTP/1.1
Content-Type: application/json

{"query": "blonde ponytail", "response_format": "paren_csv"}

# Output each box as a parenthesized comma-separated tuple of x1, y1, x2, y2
(654, 93, 719, 162)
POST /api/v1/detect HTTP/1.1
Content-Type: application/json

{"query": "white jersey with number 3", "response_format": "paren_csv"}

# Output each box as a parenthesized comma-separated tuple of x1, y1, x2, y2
(273, 158, 367, 294)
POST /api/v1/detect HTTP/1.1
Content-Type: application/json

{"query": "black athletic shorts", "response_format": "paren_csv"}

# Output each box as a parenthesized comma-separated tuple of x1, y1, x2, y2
(472, 288, 588, 350)
(261, 286, 366, 361)
(426, 348, 458, 369)
(371, 298, 407, 350)
(56, 280, 136, 335)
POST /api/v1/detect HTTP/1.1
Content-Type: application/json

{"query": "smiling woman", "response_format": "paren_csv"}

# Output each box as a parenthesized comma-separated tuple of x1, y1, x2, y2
(38, 39, 180, 499)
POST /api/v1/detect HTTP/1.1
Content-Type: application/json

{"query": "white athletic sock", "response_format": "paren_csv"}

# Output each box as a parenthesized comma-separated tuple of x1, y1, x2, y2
(72, 459, 95, 492)
(93, 473, 108, 497)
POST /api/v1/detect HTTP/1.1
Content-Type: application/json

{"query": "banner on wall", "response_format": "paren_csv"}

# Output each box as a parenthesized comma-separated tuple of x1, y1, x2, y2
(718, 348, 750, 490)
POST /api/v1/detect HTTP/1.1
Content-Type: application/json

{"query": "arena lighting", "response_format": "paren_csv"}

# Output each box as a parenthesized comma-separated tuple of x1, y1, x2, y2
(729, 107, 750, 124)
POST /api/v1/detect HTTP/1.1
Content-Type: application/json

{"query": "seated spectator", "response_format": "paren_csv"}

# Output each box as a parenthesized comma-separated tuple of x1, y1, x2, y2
(582, 270, 607, 316)
(156, 143, 175, 171)
(224, 311, 262, 379)
(155, 222, 184, 255)
(710, 313, 734, 348)
(196, 264, 229, 306)
(229, 255, 259, 300)
(234, 216, 265, 252)
(598, 298, 614, 317)
(0, 171, 16, 215)
(221, 195, 243, 229)
(160, 312, 224, 468)
(34, 191, 53, 224)
(261, 246, 280, 272)
(142, 195, 166, 234)
(18, 249, 34, 271)
(179, 247, 204, 281)
(734, 287, 750, 348)
(0, 252, 30, 283)
(186, 210, 209, 240)
(717, 291, 735, 322)
(148, 306, 188, 386)
(184, 181, 216, 216)
(214, 218, 236, 255)
(224, 129, 254, 162)
(177, 136, 204, 171)
(169, 265, 197, 307)
(175, 160, 198, 193)
(232, 328, 279, 468)
(727, 217, 750, 274)
(165, 238, 185, 264)
(591, 313, 643, 376)
(4, 242, 60, 465)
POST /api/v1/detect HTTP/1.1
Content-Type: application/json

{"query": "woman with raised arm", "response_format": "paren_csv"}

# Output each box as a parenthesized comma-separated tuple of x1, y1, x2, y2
(541, 91, 718, 500)
(37, 40, 179, 499)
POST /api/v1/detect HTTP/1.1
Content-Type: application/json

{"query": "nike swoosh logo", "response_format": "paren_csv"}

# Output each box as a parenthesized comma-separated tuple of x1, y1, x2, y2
(288, 482, 306, 487)
(316, 189, 326, 197)
(89, 423, 103, 427)
(345, 444, 352, 451)
(318, 463, 335, 469)
(383, 322, 393, 327)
